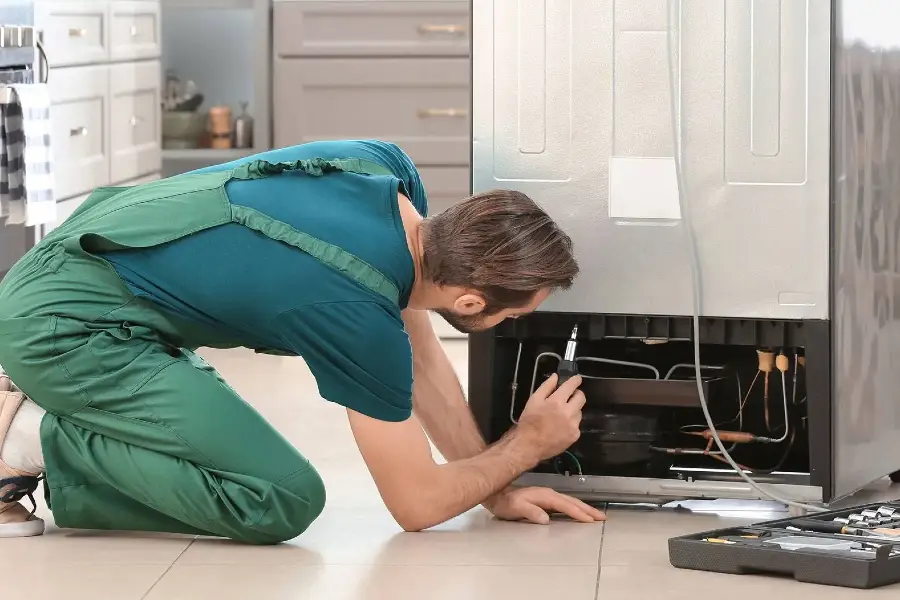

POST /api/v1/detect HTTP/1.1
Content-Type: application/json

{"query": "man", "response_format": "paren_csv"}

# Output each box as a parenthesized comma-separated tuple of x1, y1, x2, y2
(0, 139, 602, 542)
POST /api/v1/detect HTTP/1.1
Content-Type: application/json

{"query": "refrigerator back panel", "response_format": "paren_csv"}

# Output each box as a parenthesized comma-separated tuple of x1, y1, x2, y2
(471, 0, 831, 319)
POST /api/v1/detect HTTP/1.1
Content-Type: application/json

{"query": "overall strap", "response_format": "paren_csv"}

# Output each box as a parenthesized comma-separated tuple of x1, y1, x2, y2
(230, 157, 394, 180)
(227, 156, 402, 305)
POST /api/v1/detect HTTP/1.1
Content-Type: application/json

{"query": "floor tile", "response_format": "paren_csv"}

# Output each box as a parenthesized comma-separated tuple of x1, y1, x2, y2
(178, 505, 604, 567)
(597, 564, 900, 598)
(146, 563, 599, 600)
(6, 526, 195, 566)
(601, 505, 757, 567)
(29, 342, 900, 598)
(18, 563, 170, 600)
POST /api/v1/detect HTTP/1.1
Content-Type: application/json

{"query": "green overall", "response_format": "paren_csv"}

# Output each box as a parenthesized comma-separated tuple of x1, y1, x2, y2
(0, 157, 395, 544)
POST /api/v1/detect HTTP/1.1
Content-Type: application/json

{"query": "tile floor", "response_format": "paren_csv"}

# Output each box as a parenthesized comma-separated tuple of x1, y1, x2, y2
(10, 340, 900, 598)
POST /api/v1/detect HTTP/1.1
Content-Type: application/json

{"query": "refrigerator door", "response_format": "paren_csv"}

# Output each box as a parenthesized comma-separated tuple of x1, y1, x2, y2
(471, 0, 831, 319)
(831, 0, 900, 500)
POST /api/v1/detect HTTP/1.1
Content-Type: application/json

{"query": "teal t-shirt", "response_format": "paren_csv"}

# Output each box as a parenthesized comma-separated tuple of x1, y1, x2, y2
(98, 140, 428, 422)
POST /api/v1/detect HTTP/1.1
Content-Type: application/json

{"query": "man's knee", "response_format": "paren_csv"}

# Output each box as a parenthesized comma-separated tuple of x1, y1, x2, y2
(241, 464, 326, 545)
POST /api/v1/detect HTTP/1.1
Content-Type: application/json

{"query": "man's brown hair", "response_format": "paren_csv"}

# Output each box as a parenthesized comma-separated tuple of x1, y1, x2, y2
(420, 189, 578, 314)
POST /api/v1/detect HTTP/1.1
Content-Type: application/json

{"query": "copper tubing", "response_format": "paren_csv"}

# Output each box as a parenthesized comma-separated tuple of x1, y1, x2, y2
(689, 429, 757, 444)
(758, 350, 775, 431)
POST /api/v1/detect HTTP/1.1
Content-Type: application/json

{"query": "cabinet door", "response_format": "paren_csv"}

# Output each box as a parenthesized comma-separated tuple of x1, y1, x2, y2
(418, 166, 469, 214)
(42, 1, 109, 67)
(274, 58, 469, 166)
(110, 61, 162, 184)
(49, 65, 110, 200)
(274, 1, 469, 58)
(44, 192, 91, 234)
(110, 1, 162, 61)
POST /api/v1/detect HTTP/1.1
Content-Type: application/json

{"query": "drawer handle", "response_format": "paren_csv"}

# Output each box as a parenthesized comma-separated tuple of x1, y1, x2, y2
(417, 24, 466, 36)
(417, 108, 468, 119)
(130, 115, 143, 127)
(68, 27, 87, 38)
(130, 25, 138, 37)
(69, 126, 88, 137)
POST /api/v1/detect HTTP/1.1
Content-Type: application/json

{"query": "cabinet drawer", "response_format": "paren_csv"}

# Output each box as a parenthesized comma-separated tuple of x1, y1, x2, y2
(274, 58, 469, 165)
(42, 2, 109, 67)
(49, 65, 110, 200)
(419, 166, 469, 215)
(110, 1, 161, 61)
(274, 1, 469, 58)
(110, 61, 162, 183)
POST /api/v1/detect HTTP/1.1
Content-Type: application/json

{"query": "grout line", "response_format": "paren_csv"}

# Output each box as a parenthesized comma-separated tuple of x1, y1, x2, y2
(593, 503, 609, 600)
(140, 538, 197, 600)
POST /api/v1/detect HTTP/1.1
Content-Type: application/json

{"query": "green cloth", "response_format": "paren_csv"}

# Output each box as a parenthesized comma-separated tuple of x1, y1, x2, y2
(0, 149, 422, 543)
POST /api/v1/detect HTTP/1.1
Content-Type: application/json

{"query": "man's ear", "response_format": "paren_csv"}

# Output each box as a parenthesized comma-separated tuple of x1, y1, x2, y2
(452, 293, 486, 316)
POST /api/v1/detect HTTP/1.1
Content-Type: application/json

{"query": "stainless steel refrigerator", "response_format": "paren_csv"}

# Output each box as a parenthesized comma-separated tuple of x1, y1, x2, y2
(468, 0, 900, 506)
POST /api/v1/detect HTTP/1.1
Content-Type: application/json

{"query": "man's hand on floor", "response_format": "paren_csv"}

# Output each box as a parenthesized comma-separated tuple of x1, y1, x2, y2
(484, 486, 606, 525)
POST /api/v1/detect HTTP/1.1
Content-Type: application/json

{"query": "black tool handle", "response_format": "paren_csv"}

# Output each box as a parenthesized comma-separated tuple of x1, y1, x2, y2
(556, 360, 578, 389)
(789, 519, 845, 534)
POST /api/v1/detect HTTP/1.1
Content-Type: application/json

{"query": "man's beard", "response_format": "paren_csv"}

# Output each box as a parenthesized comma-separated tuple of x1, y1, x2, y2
(432, 309, 487, 334)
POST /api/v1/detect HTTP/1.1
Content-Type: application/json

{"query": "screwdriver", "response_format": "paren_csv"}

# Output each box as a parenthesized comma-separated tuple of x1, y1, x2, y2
(556, 325, 579, 387)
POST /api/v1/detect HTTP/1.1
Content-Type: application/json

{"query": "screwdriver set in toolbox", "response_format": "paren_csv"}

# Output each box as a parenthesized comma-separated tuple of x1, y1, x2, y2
(668, 500, 900, 589)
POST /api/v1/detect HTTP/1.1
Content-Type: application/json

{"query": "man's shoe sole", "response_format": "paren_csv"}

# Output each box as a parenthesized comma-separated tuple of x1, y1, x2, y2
(0, 516, 44, 537)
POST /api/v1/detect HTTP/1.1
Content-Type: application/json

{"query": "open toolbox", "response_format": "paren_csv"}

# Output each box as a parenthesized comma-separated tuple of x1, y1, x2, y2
(668, 500, 900, 589)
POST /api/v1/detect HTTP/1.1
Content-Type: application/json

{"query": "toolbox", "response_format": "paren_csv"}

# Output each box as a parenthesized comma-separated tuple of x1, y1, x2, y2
(668, 500, 900, 589)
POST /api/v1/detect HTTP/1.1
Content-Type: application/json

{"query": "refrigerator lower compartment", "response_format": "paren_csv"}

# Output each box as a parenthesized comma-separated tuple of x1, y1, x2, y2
(468, 312, 834, 503)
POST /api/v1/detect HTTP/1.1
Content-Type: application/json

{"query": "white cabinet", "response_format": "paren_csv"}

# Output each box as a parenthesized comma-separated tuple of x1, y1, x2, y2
(43, 1, 109, 67)
(48, 65, 110, 199)
(110, 61, 162, 182)
(37, 0, 163, 204)
(44, 192, 90, 234)
(110, 1, 162, 61)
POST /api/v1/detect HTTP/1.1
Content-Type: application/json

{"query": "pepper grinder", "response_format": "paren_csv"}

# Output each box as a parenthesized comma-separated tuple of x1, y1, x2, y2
(208, 105, 233, 149)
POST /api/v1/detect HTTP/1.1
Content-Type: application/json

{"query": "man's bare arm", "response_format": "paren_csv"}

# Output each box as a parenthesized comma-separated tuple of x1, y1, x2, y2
(347, 408, 541, 531)
(402, 308, 486, 461)
(347, 373, 584, 531)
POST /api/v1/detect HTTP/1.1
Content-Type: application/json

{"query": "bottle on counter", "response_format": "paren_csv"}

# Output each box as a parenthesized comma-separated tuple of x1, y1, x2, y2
(233, 101, 254, 149)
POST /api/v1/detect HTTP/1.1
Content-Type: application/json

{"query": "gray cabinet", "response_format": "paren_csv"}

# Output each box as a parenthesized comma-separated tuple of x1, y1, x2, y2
(273, 0, 470, 207)
(273, 0, 469, 58)
(419, 166, 469, 215)
(273, 57, 469, 165)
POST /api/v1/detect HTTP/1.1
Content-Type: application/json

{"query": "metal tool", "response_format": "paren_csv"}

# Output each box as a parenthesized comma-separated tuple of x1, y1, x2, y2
(878, 506, 900, 520)
(556, 325, 579, 387)
(848, 514, 868, 526)
(792, 518, 883, 538)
